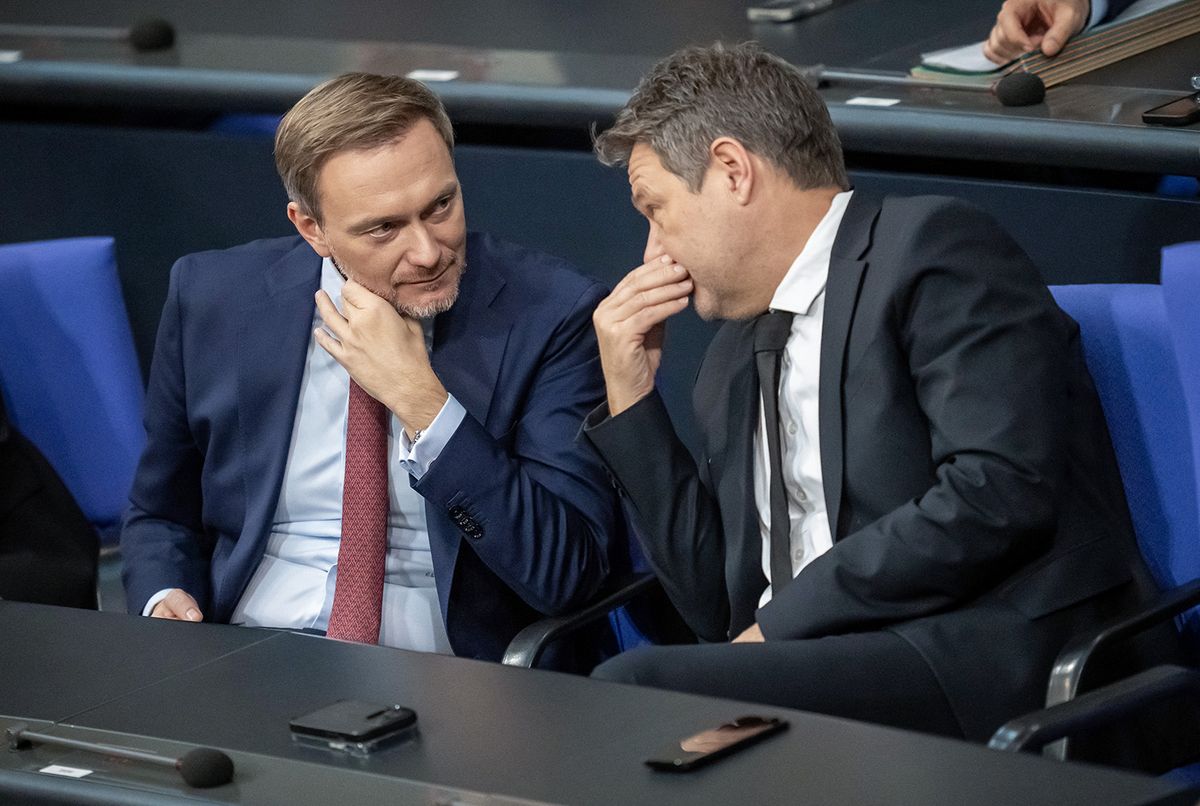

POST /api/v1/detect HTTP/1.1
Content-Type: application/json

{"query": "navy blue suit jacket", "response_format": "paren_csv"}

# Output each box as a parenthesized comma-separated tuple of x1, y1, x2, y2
(122, 233, 622, 664)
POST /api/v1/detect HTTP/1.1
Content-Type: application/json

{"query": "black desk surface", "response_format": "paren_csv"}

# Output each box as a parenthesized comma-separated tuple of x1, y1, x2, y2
(0, 0, 1197, 175)
(0, 602, 1193, 805)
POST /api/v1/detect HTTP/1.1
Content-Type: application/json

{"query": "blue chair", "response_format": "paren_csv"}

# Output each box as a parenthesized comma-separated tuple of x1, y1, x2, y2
(1049, 284, 1199, 623)
(0, 238, 144, 544)
(1163, 241, 1200, 536)
(989, 280, 1200, 773)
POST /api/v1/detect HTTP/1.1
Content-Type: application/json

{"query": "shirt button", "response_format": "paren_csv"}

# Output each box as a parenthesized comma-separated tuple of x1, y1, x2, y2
(796, 489, 808, 502)
(786, 423, 798, 436)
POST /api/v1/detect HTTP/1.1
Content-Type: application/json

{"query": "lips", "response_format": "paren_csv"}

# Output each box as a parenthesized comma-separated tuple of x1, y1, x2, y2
(401, 259, 453, 287)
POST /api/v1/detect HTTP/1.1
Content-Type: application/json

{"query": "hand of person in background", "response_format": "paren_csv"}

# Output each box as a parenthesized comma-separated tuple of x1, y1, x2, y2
(984, 0, 1090, 64)
(150, 588, 204, 621)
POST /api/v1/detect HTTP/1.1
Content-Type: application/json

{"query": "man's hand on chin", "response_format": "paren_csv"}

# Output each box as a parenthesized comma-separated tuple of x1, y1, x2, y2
(592, 255, 693, 417)
(314, 280, 448, 437)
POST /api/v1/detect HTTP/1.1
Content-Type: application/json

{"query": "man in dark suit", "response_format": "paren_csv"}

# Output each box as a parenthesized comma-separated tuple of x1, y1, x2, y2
(584, 42, 1169, 749)
(0, 393, 98, 609)
(121, 73, 621, 667)
(985, 0, 1138, 63)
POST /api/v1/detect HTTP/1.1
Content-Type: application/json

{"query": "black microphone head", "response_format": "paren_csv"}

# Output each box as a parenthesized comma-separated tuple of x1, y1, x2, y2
(995, 72, 1045, 107)
(177, 747, 234, 788)
(129, 17, 175, 51)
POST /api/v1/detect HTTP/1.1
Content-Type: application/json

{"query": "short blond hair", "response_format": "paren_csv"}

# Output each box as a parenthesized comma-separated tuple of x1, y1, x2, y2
(274, 72, 454, 221)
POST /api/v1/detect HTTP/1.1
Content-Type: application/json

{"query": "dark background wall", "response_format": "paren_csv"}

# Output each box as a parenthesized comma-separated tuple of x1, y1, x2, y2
(1, 121, 1197, 449)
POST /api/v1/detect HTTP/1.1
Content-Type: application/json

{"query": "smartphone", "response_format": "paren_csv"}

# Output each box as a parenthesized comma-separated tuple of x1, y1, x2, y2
(746, 0, 835, 22)
(1142, 92, 1200, 126)
(290, 700, 417, 755)
(644, 715, 788, 771)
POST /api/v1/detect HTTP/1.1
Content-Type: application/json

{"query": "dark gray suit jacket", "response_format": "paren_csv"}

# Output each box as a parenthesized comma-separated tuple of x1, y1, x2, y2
(586, 193, 1169, 747)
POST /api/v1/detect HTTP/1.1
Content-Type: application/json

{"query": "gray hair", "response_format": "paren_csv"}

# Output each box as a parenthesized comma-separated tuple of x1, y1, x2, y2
(595, 42, 847, 192)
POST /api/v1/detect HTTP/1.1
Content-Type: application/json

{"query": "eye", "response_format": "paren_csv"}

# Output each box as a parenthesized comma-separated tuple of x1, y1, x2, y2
(366, 222, 395, 239)
(432, 194, 454, 214)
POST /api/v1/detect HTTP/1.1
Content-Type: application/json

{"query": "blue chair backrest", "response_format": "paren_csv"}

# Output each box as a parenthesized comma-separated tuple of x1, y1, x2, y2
(1162, 240, 1200, 518)
(1050, 284, 1200, 637)
(0, 237, 144, 543)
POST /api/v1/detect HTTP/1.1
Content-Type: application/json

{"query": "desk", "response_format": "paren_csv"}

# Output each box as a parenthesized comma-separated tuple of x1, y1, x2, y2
(0, 601, 1193, 804)
(0, 0, 1196, 173)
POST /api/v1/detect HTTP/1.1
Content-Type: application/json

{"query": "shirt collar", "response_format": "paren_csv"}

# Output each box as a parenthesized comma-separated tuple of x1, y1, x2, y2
(768, 189, 854, 317)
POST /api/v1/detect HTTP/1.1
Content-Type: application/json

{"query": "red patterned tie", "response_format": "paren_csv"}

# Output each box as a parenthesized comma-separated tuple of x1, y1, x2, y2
(326, 379, 388, 644)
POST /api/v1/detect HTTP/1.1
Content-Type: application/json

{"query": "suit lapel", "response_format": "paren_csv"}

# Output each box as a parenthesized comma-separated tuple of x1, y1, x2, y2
(819, 193, 879, 539)
(430, 250, 510, 430)
(698, 320, 767, 633)
(726, 323, 770, 631)
(232, 241, 321, 589)
(426, 239, 511, 616)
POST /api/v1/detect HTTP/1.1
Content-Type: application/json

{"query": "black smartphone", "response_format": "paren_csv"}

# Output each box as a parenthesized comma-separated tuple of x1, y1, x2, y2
(644, 715, 788, 772)
(290, 700, 417, 753)
(1142, 92, 1200, 126)
(746, 0, 835, 22)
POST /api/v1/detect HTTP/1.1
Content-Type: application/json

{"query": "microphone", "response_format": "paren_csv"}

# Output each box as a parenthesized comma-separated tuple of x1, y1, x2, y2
(0, 18, 175, 52)
(814, 67, 1046, 107)
(993, 72, 1046, 106)
(6, 723, 234, 789)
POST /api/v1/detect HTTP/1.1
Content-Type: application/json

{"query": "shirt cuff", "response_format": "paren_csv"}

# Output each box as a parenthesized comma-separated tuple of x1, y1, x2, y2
(142, 587, 174, 616)
(395, 394, 466, 479)
(1087, 0, 1108, 28)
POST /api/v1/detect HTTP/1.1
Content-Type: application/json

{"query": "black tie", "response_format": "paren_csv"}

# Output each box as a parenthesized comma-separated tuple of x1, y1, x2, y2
(754, 309, 795, 598)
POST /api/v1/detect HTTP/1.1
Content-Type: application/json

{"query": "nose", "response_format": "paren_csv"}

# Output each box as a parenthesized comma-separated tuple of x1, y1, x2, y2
(643, 226, 666, 264)
(407, 224, 441, 270)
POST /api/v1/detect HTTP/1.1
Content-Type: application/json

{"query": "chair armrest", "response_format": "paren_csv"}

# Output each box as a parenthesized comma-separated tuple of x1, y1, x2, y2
(502, 573, 660, 668)
(989, 664, 1200, 754)
(1047, 578, 1200, 708)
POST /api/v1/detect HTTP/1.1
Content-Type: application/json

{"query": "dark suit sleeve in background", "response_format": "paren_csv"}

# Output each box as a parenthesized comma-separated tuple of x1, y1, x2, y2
(1102, 0, 1138, 23)
(584, 393, 732, 642)
(0, 420, 98, 609)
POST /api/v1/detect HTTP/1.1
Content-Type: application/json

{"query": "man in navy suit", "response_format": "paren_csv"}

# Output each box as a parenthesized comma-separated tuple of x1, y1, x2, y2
(121, 73, 621, 668)
(985, 0, 1137, 63)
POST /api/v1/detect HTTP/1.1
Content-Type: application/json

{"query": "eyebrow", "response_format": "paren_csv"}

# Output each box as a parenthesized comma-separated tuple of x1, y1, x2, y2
(349, 181, 459, 233)
(631, 186, 654, 213)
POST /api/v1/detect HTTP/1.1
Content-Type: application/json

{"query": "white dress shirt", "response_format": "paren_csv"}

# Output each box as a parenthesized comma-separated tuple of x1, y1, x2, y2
(754, 190, 853, 607)
(148, 258, 466, 652)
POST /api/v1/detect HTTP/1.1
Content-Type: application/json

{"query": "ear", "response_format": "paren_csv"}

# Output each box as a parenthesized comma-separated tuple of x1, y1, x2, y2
(708, 137, 755, 205)
(287, 202, 332, 258)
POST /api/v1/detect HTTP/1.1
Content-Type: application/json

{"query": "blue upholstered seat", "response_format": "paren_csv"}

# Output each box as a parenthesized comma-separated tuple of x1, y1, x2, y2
(0, 237, 144, 544)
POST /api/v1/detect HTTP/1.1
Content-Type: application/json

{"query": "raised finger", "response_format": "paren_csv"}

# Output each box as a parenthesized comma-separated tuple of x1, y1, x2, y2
(620, 294, 692, 335)
(599, 272, 692, 324)
(995, 7, 1034, 55)
(313, 326, 345, 363)
(610, 257, 689, 304)
(341, 279, 380, 310)
(315, 290, 348, 338)
(1041, 6, 1083, 56)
